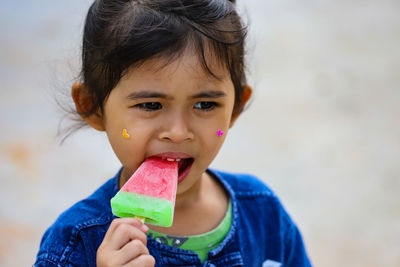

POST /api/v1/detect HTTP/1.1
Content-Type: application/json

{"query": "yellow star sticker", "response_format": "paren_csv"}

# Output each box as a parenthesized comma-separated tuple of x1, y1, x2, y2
(122, 129, 130, 139)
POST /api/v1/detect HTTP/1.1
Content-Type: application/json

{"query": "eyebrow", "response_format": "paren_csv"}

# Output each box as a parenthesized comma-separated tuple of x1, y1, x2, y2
(127, 91, 169, 100)
(191, 91, 227, 99)
(127, 90, 227, 100)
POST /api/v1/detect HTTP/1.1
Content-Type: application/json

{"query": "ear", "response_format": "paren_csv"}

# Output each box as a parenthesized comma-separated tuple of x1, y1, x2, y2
(71, 82, 105, 131)
(230, 84, 253, 128)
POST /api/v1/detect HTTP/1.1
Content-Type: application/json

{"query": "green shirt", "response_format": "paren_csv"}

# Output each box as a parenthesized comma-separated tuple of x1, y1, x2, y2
(147, 201, 232, 262)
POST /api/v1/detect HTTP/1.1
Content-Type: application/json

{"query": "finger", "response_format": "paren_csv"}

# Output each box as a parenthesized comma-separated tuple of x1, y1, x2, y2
(126, 254, 155, 267)
(118, 239, 150, 265)
(103, 218, 148, 244)
(110, 217, 149, 235)
(109, 222, 148, 250)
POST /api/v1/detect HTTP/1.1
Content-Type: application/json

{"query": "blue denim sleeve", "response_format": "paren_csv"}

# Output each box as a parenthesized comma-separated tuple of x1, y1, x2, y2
(283, 217, 312, 266)
(35, 257, 62, 267)
(35, 224, 90, 267)
(34, 176, 117, 267)
(35, 258, 58, 267)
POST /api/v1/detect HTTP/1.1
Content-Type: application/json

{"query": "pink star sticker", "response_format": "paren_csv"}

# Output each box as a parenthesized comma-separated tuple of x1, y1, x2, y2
(217, 129, 224, 136)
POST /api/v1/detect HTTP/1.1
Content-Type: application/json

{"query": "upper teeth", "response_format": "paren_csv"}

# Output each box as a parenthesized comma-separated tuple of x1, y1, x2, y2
(165, 158, 181, 162)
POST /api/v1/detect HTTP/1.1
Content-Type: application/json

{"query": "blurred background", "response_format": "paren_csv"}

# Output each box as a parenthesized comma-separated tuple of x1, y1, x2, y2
(1, 0, 399, 266)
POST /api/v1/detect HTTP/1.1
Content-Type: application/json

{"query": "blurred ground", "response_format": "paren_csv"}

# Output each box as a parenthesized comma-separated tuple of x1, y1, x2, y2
(1, 0, 399, 266)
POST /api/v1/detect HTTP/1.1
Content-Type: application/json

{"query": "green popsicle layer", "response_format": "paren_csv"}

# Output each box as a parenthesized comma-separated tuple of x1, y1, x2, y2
(111, 191, 174, 227)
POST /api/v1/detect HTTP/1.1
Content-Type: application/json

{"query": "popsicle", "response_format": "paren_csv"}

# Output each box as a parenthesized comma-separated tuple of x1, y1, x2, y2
(111, 157, 178, 227)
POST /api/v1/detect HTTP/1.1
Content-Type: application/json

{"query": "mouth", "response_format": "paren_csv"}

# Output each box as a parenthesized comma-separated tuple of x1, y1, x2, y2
(151, 153, 194, 183)
(177, 158, 194, 183)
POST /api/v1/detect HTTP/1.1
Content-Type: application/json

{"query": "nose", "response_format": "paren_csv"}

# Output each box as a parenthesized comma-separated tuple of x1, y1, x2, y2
(158, 112, 194, 143)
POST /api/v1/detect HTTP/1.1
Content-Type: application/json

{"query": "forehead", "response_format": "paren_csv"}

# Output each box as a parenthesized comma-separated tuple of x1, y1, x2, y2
(125, 46, 230, 83)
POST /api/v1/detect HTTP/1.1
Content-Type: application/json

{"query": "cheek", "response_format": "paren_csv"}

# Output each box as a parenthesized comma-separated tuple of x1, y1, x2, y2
(196, 116, 228, 153)
(105, 117, 151, 167)
(109, 131, 146, 174)
(123, 117, 159, 143)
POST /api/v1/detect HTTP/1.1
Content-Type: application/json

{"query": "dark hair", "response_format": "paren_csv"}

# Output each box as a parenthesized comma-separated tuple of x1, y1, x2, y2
(78, 0, 247, 121)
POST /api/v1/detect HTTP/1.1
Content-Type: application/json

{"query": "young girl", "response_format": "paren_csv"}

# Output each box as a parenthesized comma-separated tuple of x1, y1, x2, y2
(36, 0, 311, 266)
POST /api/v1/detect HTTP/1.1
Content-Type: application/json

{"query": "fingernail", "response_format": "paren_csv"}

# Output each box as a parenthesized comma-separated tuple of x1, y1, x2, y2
(140, 224, 149, 232)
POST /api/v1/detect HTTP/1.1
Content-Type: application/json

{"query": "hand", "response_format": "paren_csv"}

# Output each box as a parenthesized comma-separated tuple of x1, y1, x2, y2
(97, 218, 155, 267)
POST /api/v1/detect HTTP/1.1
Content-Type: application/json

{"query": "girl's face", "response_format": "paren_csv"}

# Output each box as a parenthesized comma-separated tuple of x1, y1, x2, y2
(102, 49, 236, 195)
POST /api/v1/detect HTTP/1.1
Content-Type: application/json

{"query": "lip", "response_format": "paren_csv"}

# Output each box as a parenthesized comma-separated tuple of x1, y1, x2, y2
(150, 152, 192, 159)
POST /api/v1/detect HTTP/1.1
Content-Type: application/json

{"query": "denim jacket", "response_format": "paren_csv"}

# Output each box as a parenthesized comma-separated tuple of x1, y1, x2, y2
(35, 169, 312, 266)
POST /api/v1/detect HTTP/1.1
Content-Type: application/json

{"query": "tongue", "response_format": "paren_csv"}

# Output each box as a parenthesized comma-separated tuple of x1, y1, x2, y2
(178, 159, 190, 174)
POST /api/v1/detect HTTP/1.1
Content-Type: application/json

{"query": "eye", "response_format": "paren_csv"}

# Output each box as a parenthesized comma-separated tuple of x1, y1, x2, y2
(135, 102, 162, 111)
(193, 101, 218, 111)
